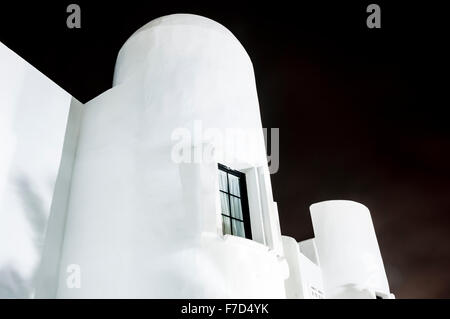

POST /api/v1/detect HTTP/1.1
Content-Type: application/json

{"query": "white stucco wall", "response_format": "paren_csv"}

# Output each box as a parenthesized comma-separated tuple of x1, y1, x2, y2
(310, 200, 390, 298)
(0, 42, 74, 298)
(1, 15, 394, 300)
(55, 14, 285, 298)
(283, 236, 323, 299)
(0, 13, 396, 299)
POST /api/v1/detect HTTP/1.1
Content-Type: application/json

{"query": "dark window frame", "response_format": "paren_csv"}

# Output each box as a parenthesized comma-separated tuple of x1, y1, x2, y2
(218, 163, 252, 240)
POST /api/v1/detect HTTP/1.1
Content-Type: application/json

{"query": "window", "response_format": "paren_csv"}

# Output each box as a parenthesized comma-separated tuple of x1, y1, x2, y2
(218, 164, 252, 239)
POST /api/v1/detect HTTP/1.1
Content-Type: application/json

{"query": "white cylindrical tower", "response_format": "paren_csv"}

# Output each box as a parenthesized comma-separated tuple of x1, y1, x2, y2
(54, 14, 285, 298)
(310, 200, 391, 298)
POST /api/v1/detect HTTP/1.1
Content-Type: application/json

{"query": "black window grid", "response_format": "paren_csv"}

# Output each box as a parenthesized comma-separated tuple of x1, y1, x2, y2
(218, 164, 252, 239)
(220, 190, 245, 223)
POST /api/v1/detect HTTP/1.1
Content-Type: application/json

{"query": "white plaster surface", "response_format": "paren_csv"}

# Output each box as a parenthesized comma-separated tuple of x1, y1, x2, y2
(283, 236, 323, 299)
(310, 200, 390, 298)
(0, 42, 72, 298)
(0, 14, 394, 300)
(55, 14, 285, 298)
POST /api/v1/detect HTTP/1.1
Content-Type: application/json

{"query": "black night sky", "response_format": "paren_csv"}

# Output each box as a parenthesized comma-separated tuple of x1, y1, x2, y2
(0, 1, 447, 298)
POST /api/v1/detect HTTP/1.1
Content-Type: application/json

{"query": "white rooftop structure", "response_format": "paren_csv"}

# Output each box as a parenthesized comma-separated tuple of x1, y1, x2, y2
(0, 14, 394, 299)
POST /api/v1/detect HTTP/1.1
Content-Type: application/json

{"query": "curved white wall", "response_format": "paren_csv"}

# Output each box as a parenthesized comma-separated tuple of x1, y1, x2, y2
(310, 200, 390, 298)
(55, 14, 284, 298)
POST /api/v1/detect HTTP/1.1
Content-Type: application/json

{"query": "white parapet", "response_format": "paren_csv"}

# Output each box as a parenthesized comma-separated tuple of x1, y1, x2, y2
(310, 200, 391, 298)
(282, 236, 324, 299)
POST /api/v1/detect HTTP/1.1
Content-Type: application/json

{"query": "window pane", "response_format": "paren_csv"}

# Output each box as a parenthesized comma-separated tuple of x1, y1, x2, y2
(232, 219, 246, 238)
(230, 196, 243, 220)
(228, 174, 240, 197)
(219, 170, 228, 192)
(222, 216, 232, 235)
(220, 192, 230, 215)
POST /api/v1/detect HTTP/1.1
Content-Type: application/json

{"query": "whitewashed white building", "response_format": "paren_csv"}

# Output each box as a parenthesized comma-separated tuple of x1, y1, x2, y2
(0, 14, 394, 299)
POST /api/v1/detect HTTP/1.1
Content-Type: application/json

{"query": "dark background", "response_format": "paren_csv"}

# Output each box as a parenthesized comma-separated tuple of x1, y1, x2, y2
(0, 1, 447, 298)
